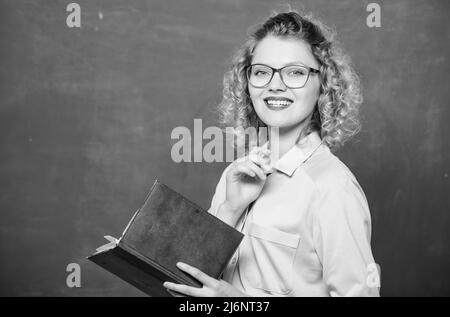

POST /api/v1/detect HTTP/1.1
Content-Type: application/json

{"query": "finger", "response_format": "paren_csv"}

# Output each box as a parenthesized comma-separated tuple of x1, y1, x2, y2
(234, 164, 256, 178)
(247, 153, 272, 175)
(176, 262, 216, 288)
(163, 281, 203, 297)
(249, 150, 271, 166)
(166, 288, 186, 297)
(244, 160, 267, 179)
(261, 148, 271, 157)
(248, 152, 264, 167)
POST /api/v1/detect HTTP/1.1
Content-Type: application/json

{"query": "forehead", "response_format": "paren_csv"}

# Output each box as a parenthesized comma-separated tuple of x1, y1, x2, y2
(251, 35, 319, 68)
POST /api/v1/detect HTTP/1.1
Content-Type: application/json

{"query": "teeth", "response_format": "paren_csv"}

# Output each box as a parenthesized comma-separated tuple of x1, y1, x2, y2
(266, 99, 292, 106)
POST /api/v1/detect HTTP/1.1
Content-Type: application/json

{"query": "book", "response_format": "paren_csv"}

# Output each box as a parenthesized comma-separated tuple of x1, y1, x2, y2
(88, 179, 244, 297)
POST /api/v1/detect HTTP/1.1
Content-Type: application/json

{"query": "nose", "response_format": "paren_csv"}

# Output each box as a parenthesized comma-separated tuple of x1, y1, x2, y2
(267, 71, 286, 92)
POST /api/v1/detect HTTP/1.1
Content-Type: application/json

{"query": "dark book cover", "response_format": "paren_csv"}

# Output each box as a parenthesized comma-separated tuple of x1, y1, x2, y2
(88, 180, 244, 297)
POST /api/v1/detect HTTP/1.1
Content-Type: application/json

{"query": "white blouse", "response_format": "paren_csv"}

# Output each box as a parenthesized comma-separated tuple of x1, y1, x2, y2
(208, 131, 380, 297)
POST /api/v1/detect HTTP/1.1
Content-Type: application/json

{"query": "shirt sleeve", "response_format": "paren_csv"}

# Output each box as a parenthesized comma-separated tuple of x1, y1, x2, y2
(311, 176, 380, 297)
(207, 164, 231, 217)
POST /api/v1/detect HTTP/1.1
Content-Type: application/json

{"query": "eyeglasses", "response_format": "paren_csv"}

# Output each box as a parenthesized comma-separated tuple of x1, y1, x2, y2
(246, 64, 320, 89)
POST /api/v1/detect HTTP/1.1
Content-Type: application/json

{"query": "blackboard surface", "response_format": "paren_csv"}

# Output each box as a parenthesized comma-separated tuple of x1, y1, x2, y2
(0, 0, 449, 296)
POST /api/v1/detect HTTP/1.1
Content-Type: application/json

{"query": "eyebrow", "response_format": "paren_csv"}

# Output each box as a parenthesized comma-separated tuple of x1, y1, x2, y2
(251, 61, 314, 68)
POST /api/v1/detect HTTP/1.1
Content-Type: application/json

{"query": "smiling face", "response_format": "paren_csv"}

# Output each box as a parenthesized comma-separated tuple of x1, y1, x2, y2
(248, 35, 321, 131)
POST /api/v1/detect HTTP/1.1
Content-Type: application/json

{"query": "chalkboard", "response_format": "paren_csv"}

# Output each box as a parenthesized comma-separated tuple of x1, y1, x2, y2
(0, 0, 449, 296)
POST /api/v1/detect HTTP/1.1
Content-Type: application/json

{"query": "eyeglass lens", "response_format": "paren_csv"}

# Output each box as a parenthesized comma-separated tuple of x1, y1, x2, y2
(248, 65, 310, 88)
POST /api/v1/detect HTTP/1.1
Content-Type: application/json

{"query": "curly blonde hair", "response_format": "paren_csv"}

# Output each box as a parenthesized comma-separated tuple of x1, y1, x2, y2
(218, 10, 362, 152)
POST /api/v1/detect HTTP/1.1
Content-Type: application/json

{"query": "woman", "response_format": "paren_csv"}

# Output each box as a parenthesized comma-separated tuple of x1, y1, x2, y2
(163, 10, 380, 297)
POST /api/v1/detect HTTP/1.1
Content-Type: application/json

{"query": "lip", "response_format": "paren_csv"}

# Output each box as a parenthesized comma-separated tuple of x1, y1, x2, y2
(263, 97, 293, 111)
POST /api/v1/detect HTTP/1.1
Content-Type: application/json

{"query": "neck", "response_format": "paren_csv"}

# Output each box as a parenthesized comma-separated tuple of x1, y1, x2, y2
(268, 117, 312, 160)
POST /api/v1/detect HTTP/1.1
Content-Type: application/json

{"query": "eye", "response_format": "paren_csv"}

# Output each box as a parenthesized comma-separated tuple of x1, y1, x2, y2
(250, 65, 272, 77)
(289, 69, 307, 76)
(254, 70, 269, 76)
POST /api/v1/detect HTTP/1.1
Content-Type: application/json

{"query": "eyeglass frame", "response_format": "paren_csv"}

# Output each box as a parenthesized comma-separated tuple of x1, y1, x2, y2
(246, 63, 320, 89)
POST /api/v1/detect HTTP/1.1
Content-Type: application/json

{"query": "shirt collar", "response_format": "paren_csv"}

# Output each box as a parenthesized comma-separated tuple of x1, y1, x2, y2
(265, 131, 324, 177)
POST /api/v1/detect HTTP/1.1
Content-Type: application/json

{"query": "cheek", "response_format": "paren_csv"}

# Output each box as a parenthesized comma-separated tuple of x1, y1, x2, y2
(248, 86, 260, 98)
(248, 87, 264, 106)
(295, 82, 320, 108)
(311, 78, 321, 101)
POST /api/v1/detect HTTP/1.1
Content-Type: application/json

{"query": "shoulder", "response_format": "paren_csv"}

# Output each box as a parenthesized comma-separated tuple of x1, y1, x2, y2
(303, 145, 359, 190)
(302, 145, 370, 217)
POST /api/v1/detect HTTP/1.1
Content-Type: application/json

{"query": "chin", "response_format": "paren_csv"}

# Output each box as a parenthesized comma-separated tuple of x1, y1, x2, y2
(260, 119, 291, 129)
(256, 110, 308, 130)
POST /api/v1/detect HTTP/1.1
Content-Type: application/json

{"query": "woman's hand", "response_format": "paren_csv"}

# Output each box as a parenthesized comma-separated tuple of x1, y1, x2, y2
(224, 147, 273, 216)
(163, 262, 248, 297)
